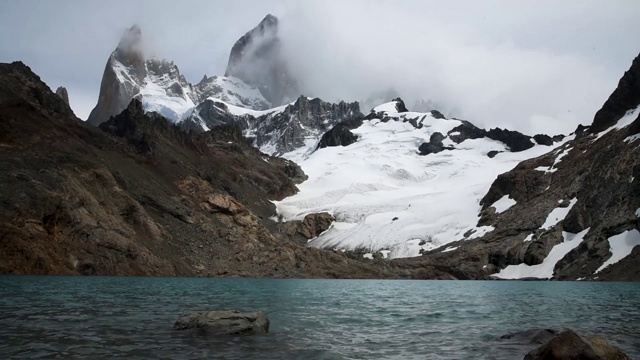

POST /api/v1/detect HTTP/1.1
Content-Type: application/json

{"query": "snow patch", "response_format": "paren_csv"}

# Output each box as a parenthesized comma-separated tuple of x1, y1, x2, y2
(492, 228, 589, 279)
(594, 229, 640, 273)
(624, 133, 640, 143)
(523, 234, 534, 242)
(467, 226, 495, 239)
(442, 246, 458, 253)
(541, 198, 577, 229)
(535, 146, 571, 173)
(491, 195, 517, 214)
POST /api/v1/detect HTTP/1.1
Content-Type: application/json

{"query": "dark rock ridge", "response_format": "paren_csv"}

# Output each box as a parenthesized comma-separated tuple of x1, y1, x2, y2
(0, 61, 417, 278)
(174, 310, 269, 335)
(224, 14, 299, 106)
(55, 86, 69, 106)
(393, 52, 640, 281)
(309, 97, 564, 163)
(184, 96, 362, 155)
(524, 329, 630, 360)
(253, 97, 361, 154)
(447, 120, 561, 152)
(590, 53, 640, 133)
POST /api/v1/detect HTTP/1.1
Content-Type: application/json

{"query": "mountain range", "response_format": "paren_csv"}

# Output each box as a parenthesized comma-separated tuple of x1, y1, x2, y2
(1, 15, 638, 280)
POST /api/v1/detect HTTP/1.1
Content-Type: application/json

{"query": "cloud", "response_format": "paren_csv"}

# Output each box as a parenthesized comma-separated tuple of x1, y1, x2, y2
(275, 0, 637, 135)
(0, 0, 638, 135)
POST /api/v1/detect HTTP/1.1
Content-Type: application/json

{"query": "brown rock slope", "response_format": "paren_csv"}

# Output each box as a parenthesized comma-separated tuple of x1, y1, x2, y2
(0, 61, 410, 278)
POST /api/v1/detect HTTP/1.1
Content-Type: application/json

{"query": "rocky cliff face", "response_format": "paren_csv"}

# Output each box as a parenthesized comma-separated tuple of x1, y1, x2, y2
(252, 96, 362, 155)
(224, 14, 299, 106)
(87, 25, 146, 126)
(0, 61, 409, 278)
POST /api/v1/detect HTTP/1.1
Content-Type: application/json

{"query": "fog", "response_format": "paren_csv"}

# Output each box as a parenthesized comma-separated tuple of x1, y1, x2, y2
(1, 0, 639, 134)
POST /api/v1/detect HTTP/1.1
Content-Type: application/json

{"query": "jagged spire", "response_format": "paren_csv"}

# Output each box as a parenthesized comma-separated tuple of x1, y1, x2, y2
(224, 14, 298, 107)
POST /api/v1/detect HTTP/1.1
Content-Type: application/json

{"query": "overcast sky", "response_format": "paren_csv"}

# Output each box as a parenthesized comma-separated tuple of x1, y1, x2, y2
(1, 0, 639, 134)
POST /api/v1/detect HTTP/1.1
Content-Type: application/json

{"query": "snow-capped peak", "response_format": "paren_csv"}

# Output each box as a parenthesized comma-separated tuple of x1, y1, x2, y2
(88, 25, 271, 126)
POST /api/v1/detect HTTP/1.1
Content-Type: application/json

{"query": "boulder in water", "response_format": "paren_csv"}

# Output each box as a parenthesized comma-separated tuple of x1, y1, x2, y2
(174, 310, 269, 335)
(524, 329, 630, 360)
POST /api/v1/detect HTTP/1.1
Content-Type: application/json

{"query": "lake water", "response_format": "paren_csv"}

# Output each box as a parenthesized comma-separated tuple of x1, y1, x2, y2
(0, 277, 638, 359)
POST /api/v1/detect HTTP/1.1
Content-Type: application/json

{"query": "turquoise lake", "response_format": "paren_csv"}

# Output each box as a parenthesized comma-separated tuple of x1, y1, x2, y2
(0, 276, 638, 359)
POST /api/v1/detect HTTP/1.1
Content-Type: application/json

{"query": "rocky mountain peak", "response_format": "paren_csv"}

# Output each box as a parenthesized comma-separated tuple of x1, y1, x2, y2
(225, 15, 279, 74)
(590, 52, 640, 133)
(88, 22, 273, 126)
(114, 24, 146, 80)
(87, 25, 149, 126)
(224, 14, 298, 106)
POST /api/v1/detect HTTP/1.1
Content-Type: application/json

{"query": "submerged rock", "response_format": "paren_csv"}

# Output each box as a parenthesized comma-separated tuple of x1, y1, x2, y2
(174, 310, 269, 335)
(499, 328, 559, 345)
(524, 329, 630, 360)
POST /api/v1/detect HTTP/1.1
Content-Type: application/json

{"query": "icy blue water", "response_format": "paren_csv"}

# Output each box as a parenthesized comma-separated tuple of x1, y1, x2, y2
(0, 276, 638, 359)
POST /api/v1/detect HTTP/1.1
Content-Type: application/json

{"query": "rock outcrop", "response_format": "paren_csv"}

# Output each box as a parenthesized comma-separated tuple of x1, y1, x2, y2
(55, 86, 69, 106)
(316, 117, 363, 149)
(447, 120, 550, 152)
(224, 14, 298, 106)
(524, 329, 630, 360)
(418, 132, 454, 155)
(174, 310, 269, 335)
(300, 213, 335, 239)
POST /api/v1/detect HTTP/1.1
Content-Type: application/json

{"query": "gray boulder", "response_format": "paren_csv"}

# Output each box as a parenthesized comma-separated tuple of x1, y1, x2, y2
(174, 310, 269, 335)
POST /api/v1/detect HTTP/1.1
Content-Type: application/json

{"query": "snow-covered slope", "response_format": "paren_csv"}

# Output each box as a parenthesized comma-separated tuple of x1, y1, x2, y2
(111, 57, 269, 124)
(275, 100, 565, 258)
(194, 75, 270, 110)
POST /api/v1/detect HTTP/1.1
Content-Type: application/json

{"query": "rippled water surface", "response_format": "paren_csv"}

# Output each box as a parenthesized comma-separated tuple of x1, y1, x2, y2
(0, 276, 638, 359)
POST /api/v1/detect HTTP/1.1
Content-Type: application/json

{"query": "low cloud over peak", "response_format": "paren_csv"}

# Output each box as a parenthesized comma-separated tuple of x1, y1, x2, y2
(1, 0, 638, 135)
